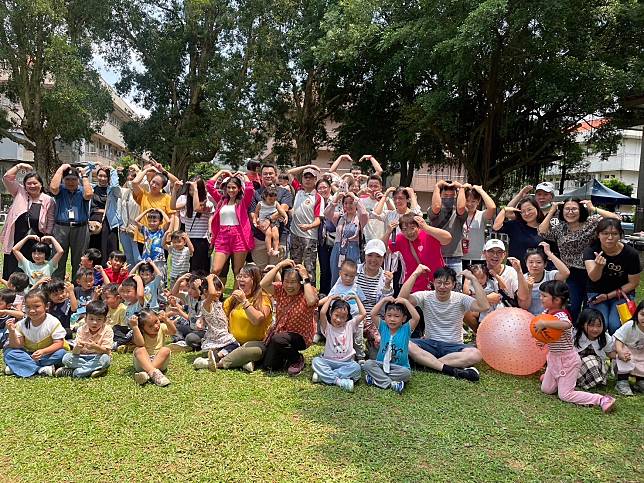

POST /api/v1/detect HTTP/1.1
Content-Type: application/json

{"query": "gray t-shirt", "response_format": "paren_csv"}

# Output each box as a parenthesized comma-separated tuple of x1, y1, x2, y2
(429, 206, 468, 257)
(462, 210, 487, 261)
(526, 270, 559, 315)
(411, 290, 475, 343)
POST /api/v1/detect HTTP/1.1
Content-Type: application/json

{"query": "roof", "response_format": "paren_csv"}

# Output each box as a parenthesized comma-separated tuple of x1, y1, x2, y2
(555, 179, 639, 205)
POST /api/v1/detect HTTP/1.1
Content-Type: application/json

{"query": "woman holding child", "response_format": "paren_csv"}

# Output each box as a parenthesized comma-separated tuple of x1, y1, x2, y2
(132, 166, 175, 254)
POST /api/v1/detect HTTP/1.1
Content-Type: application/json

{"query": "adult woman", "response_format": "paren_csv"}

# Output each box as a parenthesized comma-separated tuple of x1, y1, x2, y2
(372, 186, 421, 293)
(132, 166, 175, 254)
(260, 260, 318, 375)
(461, 185, 496, 267)
(493, 197, 544, 268)
(206, 171, 255, 281)
(316, 178, 335, 294)
(118, 165, 142, 265)
(88, 166, 121, 265)
(171, 176, 213, 273)
(218, 264, 273, 371)
(513, 242, 570, 315)
(1, 163, 55, 279)
(539, 197, 620, 321)
(584, 219, 641, 334)
(324, 191, 369, 286)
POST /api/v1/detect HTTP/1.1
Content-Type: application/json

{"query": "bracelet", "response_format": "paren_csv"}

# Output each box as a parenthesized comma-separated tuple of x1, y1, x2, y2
(242, 302, 251, 309)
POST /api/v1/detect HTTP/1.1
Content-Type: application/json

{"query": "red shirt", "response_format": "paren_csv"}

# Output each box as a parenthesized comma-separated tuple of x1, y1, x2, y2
(269, 282, 317, 347)
(390, 231, 444, 293)
(104, 267, 129, 285)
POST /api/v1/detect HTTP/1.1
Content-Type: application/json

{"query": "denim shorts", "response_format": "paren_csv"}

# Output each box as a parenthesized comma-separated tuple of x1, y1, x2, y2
(411, 338, 471, 358)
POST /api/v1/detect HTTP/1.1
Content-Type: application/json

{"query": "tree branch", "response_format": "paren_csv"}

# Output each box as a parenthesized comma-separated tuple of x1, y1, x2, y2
(0, 127, 36, 150)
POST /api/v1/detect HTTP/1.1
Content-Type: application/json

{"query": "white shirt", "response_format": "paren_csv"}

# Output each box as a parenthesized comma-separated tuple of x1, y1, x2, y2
(219, 204, 239, 226)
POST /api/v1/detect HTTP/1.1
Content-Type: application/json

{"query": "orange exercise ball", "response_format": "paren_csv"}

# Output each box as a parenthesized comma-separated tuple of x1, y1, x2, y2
(530, 314, 563, 344)
(478, 307, 548, 376)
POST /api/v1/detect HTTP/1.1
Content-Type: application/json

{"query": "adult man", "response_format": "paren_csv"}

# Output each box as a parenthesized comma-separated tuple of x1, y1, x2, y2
(360, 175, 391, 243)
(482, 239, 519, 298)
(400, 265, 490, 382)
(429, 180, 468, 273)
(508, 181, 556, 216)
(286, 164, 324, 284)
(249, 164, 294, 269)
(50, 164, 94, 280)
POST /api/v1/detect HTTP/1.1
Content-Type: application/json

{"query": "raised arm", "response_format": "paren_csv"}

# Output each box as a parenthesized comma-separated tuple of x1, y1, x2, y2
(260, 259, 294, 295)
(493, 207, 516, 231)
(540, 242, 570, 281)
(585, 251, 606, 282)
(583, 200, 621, 220)
(79, 167, 94, 201)
(461, 269, 491, 313)
(3, 162, 32, 196)
(328, 154, 351, 174)
(324, 192, 342, 224)
(508, 185, 533, 208)
(431, 180, 445, 215)
(42, 236, 65, 265)
(374, 187, 396, 216)
(399, 264, 430, 300)
(49, 163, 71, 196)
(133, 274, 145, 305)
(473, 185, 496, 220)
(170, 181, 184, 210)
(12, 234, 39, 264)
(370, 295, 395, 327)
(395, 296, 420, 332)
(361, 155, 383, 177)
(454, 181, 467, 216)
(538, 203, 559, 236)
(508, 258, 531, 310)
(131, 167, 156, 198)
(318, 295, 338, 333)
(415, 215, 452, 246)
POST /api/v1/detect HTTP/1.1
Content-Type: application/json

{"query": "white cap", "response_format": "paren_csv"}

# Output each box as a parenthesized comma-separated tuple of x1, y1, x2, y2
(535, 182, 555, 193)
(364, 239, 386, 256)
(483, 239, 506, 251)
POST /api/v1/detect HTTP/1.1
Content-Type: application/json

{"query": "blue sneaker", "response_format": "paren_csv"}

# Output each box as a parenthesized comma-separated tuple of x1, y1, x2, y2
(365, 374, 375, 386)
(336, 378, 354, 392)
(390, 380, 405, 394)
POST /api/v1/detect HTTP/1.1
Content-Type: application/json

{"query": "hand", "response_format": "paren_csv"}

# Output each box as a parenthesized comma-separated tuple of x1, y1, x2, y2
(460, 269, 476, 281)
(388, 221, 399, 231)
(461, 183, 472, 190)
(230, 290, 246, 303)
(581, 200, 594, 212)
(28, 234, 41, 242)
(507, 257, 522, 272)
(258, 219, 270, 232)
(526, 275, 535, 291)
(385, 186, 396, 195)
(590, 293, 608, 304)
(121, 263, 129, 273)
(383, 271, 393, 286)
(393, 297, 408, 305)
(129, 315, 139, 329)
(6, 320, 16, 332)
(533, 321, 547, 332)
(619, 349, 632, 362)
(59, 163, 71, 171)
(343, 294, 358, 302)
(381, 295, 395, 304)
(31, 350, 45, 361)
(17, 163, 33, 171)
(173, 180, 184, 190)
(295, 263, 309, 279)
(78, 167, 88, 177)
(504, 206, 521, 213)
(593, 251, 606, 266)
(520, 185, 533, 196)
(539, 242, 552, 256)
(549, 201, 562, 214)
(278, 259, 295, 269)
(298, 223, 311, 232)
(168, 295, 179, 307)
(414, 264, 430, 276)
(73, 342, 84, 354)
(413, 215, 427, 227)
(374, 191, 384, 200)
(488, 293, 502, 305)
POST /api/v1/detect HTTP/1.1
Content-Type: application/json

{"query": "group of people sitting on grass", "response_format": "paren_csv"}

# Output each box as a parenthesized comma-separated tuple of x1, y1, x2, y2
(0, 157, 642, 415)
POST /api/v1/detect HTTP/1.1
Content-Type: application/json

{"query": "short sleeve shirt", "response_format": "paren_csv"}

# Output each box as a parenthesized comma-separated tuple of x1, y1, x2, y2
(613, 320, 644, 350)
(412, 290, 475, 343)
(249, 186, 294, 241)
(18, 259, 58, 287)
(376, 320, 412, 369)
(16, 314, 66, 352)
(142, 228, 166, 261)
(290, 185, 324, 240)
(143, 322, 169, 355)
(134, 191, 173, 243)
(54, 187, 90, 223)
(75, 323, 114, 354)
(271, 282, 317, 346)
(429, 206, 468, 257)
(583, 243, 641, 293)
(390, 230, 444, 292)
(322, 318, 358, 361)
(224, 294, 273, 344)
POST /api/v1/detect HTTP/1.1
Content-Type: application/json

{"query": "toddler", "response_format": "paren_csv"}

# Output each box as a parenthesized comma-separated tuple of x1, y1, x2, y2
(362, 296, 420, 394)
(311, 295, 366, 392)
(80, 248, 104, 286)
(536, 280, 616, 412)
(103, 251, 129, 284)
(193, 274, 240, 370)
(5, 272, 29, 311)
(613, 300, 644, 396)
(102, 283, 130, 350)
(0, 289, 22, 346)
(168, 273, 206, 352)
(131, 309, 176, 387)
(12, 234, 64, 287)
(56, 300, 113, 378)
(132, 261, 163, 310)
(254, 186, 288, 257)
(44, 278, 78, 340)
(136, 209, 169, 277)
(3, 290, 67, 377)
(118, 275, 145, 321)
(165, 230, 194, 288)
(573, 308, 615, 390)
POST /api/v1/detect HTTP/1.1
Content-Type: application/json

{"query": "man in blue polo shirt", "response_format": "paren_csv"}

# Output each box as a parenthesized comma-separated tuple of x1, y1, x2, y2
(51, 164, 94, 280)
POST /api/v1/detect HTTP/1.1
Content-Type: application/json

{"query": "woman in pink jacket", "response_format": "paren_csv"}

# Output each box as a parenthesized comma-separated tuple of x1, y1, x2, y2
(1, 163, 56, 280)
(206, 171, 255, 281)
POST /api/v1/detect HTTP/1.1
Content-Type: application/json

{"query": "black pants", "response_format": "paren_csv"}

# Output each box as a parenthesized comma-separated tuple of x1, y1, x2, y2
(113, 325, 132, 347)
(189, 238, 210, 274)
(318, 242, 333, 295)
(89, 224, 119, 265)
(263, 331, 306, 371)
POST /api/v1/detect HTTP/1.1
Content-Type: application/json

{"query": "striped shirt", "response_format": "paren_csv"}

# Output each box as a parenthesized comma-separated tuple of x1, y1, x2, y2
(411, 290, 475, 343)
(356, 265, 394, 322)
(176, 195, 212, 239)
(169, 246, 191, 279)
(546, 310, 574, 353)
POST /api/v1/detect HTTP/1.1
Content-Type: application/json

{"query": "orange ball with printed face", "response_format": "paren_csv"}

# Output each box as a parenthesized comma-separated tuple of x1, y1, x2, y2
(530, 314, 563, 344)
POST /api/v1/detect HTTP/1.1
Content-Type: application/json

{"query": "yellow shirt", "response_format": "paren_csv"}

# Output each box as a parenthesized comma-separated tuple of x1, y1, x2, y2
(108, 303, 127, 328)
(142, 323, 169, 356)
(134, 190, 173, 243)
(224, 294, 272, 344)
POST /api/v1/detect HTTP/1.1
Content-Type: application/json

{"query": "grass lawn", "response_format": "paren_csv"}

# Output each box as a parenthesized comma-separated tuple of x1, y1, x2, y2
(0, 258, 642, 480)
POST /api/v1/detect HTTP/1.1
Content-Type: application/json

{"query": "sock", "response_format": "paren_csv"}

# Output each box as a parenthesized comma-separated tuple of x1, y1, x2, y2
(441, 365, 456, 376)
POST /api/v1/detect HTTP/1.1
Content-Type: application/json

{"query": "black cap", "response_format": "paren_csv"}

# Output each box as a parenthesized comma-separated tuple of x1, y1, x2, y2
(62, 167, 79, 179)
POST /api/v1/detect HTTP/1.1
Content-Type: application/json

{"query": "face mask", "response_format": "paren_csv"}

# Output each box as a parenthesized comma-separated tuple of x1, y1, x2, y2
(442, 198, 455, 210)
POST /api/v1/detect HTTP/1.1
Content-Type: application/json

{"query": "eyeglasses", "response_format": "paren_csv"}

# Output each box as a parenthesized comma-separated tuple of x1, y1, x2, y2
(433, 280, 453, 287)
(563, 207, 579, 213)
(599, 232, 620, 238)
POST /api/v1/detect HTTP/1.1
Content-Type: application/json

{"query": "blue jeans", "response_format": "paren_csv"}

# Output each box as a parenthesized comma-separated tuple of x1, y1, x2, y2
(411, 338, 471, 358)
(119, 230, 141, 266)
(3, 348, 67, 378)
(567, 267, 588, 323)
(443, 256, 463, 273)
(62, 353, 112, 378)
(330, 241, 361, 287)
(311, 357, 362, 384)
(587, 292, 634, 335)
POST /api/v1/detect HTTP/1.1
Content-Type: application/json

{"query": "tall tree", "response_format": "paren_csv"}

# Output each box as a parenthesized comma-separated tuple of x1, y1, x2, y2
(0, 0, 113, 176)
(318, 0, 644, 191)
(106, 0, 276, 179)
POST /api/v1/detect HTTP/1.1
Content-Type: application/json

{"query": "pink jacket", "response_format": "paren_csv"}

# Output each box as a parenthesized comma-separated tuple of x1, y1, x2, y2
(206, 179, 255, 251)
(1, 171, 56, 254)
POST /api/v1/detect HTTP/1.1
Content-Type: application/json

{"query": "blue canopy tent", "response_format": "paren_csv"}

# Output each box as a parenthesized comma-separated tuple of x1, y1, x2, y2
(555, 179, 640, 206)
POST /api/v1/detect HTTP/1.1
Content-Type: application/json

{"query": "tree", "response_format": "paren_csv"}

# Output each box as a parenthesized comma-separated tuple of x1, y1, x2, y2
(0, 0, 114, 176)
(603, 178, 634, 197)
(318, 0, 644, 191)
(105, 0, 276, 179)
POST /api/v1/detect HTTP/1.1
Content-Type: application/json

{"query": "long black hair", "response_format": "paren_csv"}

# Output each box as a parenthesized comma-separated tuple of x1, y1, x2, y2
(574, 308, 608, 349)
(184, 176, 207, 219)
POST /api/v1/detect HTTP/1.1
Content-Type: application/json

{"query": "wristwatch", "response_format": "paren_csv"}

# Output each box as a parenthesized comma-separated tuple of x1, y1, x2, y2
(302, 278, 312, 285)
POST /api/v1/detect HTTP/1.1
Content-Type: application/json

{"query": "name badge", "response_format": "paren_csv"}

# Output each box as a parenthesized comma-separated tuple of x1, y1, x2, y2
(68, 209, 75, 220)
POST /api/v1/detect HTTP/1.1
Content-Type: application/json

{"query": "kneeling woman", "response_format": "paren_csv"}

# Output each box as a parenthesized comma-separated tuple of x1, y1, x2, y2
(260, 260, 318, 375)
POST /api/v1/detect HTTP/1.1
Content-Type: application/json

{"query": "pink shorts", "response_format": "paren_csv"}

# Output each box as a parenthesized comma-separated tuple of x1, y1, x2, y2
(215, 225, 249, 254)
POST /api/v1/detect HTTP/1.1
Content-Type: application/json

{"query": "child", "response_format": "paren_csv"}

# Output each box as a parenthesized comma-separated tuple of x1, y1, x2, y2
(135, 208, 170, 271)
(573, 308, 615, 390)
(73, 268, 96, 326)
(613, 300, 644, 396)
(193, 274, 240, 370)
(6, 272, 29, 311)
(164, 230, 194, 289)
(3, 290, 68, 377)
(103, 251, 129, 285)
(320, 259, 367, 360)
(0, 289, 22, 346)
(80, 248, 104, 286)
(56, 300, 113, 378)
(43, 278, 78, 340)
(254, 186, 288, 257)
(168, 273, 206, 351)
(12, 234, 64, 287)
(118, 275, 145, 321)
(535, 280, 616, 412)
(102, 283, 130, 350)
(463, 263, 500, 332)
(362, 296, 420, 394)
(130, 309, 176, 386)
(311, 295, 367, 392)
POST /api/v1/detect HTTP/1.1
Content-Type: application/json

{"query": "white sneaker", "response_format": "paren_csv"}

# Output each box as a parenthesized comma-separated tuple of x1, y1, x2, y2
(335, 378, 354, 392)
(207, 350, 218, 372)
(242, 361, 254, 373)
(311, 372, 320, 383)
(616, 380, 634, 396)
(169, 341, 191, 353)
(150, 369, 171, 387)
(38, 365, 55, 377)
(4, 366, 14, 376)
(192, 357, 210, 370)
(134, 371, 150, 385)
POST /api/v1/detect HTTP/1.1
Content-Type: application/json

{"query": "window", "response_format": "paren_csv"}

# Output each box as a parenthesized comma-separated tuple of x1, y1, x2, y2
(87, 142, 97, 154)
